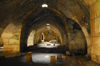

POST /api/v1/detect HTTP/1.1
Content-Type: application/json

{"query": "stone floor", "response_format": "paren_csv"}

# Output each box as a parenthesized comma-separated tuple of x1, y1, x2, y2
(0, 46, 100, 66)
(0, 54, 100, 66)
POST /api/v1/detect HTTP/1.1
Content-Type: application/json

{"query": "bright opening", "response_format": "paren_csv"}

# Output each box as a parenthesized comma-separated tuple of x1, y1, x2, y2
(42, 4, 48, 8)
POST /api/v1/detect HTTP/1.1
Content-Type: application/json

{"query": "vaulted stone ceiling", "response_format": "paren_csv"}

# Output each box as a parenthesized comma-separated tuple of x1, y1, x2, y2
(0, 0, 90, 54)
(0, 0, 90, 31)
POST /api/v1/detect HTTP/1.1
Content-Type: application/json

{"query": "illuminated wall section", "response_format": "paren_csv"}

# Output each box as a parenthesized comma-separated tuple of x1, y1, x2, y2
(27, 30, 35, 47)
(1, 23, 22, 53)
(90, 0, 100, 63)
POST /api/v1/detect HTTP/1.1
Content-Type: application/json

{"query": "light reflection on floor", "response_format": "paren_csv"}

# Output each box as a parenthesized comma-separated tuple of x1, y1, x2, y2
(20, 53, 64, 64)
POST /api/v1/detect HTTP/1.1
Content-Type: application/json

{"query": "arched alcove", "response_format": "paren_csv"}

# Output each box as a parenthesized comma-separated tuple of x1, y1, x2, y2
(67, 19, 87, 54)
(33, 24, 64, 45)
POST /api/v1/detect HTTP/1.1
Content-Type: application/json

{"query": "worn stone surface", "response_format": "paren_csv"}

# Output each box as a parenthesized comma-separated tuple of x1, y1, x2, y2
(90, 0, 100, 64)
(84, 0, 96, 6)
(27, 30, 35, 47)
(0, 0, 96, 64)
(90, 0, 100, 19)
(1, 23, 22, 53)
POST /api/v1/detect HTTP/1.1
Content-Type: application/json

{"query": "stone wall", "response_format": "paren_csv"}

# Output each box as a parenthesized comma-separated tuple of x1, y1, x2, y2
(43, 30, 59, 42)
(90, 0, 100, 64)
(27, 30, 35, 47)
(67, 20, 87, 54)
(1, 23, 22, 53)
(71, 30, 87, 54)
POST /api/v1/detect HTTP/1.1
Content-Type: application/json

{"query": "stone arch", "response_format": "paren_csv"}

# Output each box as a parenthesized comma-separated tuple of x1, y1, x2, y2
(20, 8, 90, 54)
(66, 18, 87, 54)
(70, 18, 91, 56)
(20, 13, 69, 51)
(46, 8, 90, 55)
(34, 26, 63, 45)
(27, 30, 35, 47)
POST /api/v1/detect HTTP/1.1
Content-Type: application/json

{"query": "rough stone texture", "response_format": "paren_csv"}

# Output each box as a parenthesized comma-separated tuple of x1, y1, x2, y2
(33, 23, 65, 45)
(82, 27, 91, 56)
(90, 0, 100, 20)
(1, 23, 22, 53)
(27, 30, 35, 47)
(43, 30, 59, 41)
(90, 0, 100, 64)
(84, 0, 96, 6)
(0, 0, 90, 53)
(0, 0, 92, 64)
(67, 20, 87, 54)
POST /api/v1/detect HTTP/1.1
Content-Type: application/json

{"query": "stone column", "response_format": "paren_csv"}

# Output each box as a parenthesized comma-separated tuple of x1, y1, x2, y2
(90, 0, 100, 64)
(1, 23, 22, 53)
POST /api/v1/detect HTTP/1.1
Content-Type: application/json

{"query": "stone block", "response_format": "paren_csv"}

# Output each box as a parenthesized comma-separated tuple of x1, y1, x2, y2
(90, 0, 100, 19)
(90, 2, 96, 19)
(91, 18, 100, 37)
(50, 56, 55, 64)
(92, 54, 100, 64)
(91, 54, 97, 62)
(9, 39, 19, 45)
(26, 52, 32, 62)
(91, 19, 95, 35)
(98, 55, 100, 62)
(57, 54, 62, 60)
(84, 0, 96, 6)
(2, 39, 9, 44)
(92, 37, 100, 55)
(3, 44, 20, 53)
(2, 33, 14, 39)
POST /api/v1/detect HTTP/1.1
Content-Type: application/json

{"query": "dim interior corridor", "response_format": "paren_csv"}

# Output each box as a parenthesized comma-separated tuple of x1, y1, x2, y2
(0, 0, 100, 66)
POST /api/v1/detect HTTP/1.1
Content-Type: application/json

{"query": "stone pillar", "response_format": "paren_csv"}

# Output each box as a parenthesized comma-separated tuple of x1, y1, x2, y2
(1, 23, 22, 53)
(90, 0, 100, 64)
(84, 0, 96, 6)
